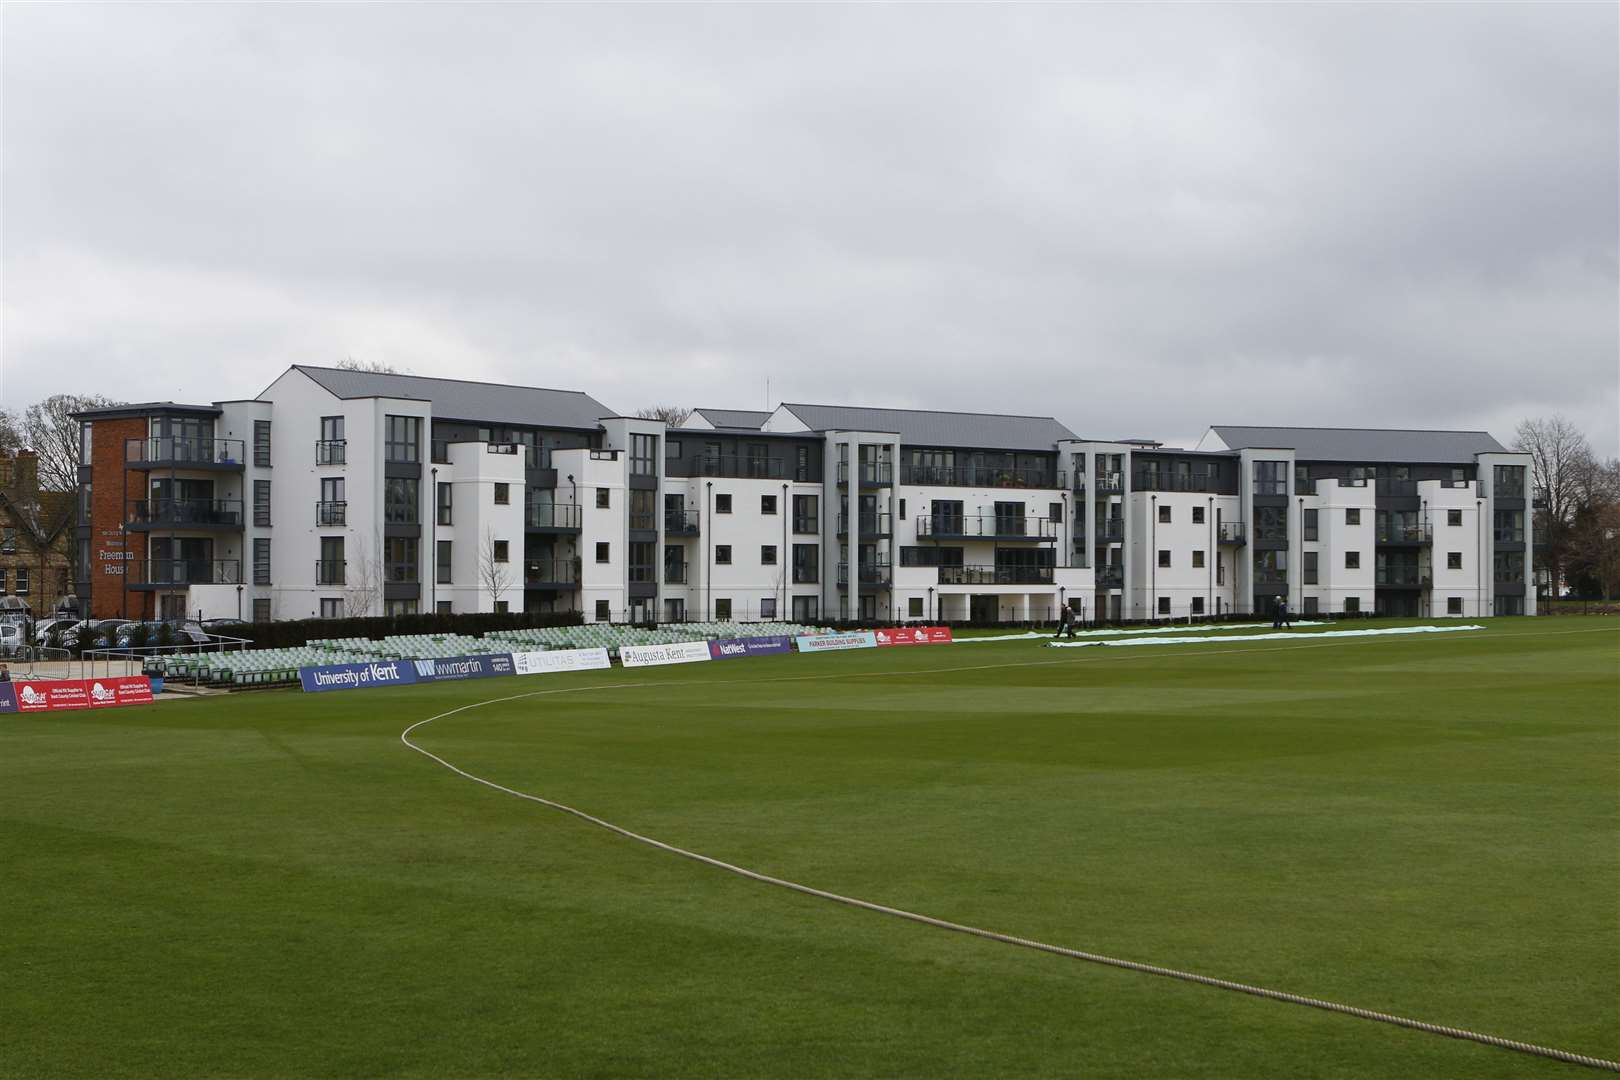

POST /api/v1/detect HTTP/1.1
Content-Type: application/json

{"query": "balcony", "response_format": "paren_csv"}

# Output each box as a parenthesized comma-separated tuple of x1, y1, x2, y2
(678, 454, 784, 480)
(126, 437, 246, 470)
(1096, 519, 1124, 542)
(315, 559, 346, 586)
(664, 561, 689, 585)
(524, 503, 583, 532)
(837, 512, 893, 538)
(938, 564, 1056, 586)
(1134, 473, 1220, 494)
(916, 514, 1058, 541)
(316, 501, 347, 527)
(665, 509, 700, 536)
(1254, 569, 1288, 587)
(837, 561, 892, 587)
(1376, 478, 1419, 497)
(838, 462, 894, 487)
(1097, 565, 1124, 588)
(899, 464, 1062, 489)
(628, 512, 656, 532)
(384, 562, 418, 585)
(1377, 522, 1433, 545)
(524, 558, 580, 589)
(125, 498, 244, 530)
(1217, 521, 1247, 545)
(628, 563, 657, 584)
(1094, 473, 1124, 494)
(1376, 567, 1429, 587)
(127, 559, 242, 588)
(315, 440, 347, 466)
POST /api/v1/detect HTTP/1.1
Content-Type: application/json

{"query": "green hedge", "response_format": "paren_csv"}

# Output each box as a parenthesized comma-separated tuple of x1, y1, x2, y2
(217, 610, 585, 650)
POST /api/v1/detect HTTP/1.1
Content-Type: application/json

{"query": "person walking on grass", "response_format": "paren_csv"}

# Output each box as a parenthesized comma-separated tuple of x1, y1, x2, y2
(1273, 595, 1285, 630)
(1054, 604, 1076, 640)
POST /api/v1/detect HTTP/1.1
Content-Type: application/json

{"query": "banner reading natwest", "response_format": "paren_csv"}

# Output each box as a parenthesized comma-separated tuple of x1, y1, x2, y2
(708, 635, 794, 660)
(874, 626, 953, 647)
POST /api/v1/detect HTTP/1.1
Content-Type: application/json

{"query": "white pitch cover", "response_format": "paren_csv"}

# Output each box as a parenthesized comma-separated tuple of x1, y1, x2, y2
(510, 648, 612, 675)
(618, 640, 714, 668)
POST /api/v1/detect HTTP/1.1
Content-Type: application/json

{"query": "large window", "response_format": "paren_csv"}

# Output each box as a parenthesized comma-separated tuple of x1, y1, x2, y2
(630, 434, 658, 476)
(384, 537, 418, 582)
(437, 540, 452, 584)
(1302, 551, 1318, 584)
(385, 478, 419, 524)
(318, 537, 345, 585)
(792, 494, 818, 533)
(792, 543, 819, 583)
(1494, 509, 1524, 542)
(437, 482, 452, 526)
(1493, 465, 1525, 498)
(1302, 508, 1318, 542)
(254, 480, 272, 527)
(318, 416, 346, 465)
(253, 538, 271, 585)
(253, 420, 272, 467)
(1253, 460, 1288, 495)
(385, 415, 421, 463)
(1254, 505, 1287, 542)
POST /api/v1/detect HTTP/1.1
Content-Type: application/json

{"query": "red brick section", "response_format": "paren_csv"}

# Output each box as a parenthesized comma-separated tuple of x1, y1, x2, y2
(87, 418, 149, 619)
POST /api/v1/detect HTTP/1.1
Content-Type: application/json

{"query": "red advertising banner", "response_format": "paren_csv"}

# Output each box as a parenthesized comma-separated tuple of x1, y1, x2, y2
(10, 677, 151, 713)
(874, 626, 953, 647)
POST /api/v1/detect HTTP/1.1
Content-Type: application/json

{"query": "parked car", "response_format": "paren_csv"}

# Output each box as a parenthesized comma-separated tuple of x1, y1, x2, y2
(33, 617, 76, 646)
(114, 620, 210, 649)
(0, 622, 24, 658)
(58, 619, 131, 651)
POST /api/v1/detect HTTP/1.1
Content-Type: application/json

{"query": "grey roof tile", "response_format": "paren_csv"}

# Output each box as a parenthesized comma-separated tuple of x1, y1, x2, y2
(779, 403, 1077, 451)
(1210, 425, 1509, 463)
(693, 408, 772, 429)
(292, 366, 613, 431)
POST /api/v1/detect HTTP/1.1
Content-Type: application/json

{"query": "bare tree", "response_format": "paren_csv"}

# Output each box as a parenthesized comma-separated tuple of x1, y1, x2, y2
(1568, 458, 1620, 600)
(479, 528, 511, 610)
(336, 355, 404, 375)
(634, 405, 692, 426)
(1515, 415, 1595, 596)
(341, 533, 381, 617)
(23, 394, 123, 493)
(0, 409, 22, 459)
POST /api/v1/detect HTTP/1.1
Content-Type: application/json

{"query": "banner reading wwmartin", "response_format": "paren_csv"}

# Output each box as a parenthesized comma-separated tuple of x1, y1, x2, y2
(511, 648, 612, 675)
(619, 640, 713, 668)
(411, 654, 515, 683)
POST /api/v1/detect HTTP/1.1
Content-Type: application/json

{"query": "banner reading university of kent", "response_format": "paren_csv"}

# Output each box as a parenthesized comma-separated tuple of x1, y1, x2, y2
(299, 659, 419, 693)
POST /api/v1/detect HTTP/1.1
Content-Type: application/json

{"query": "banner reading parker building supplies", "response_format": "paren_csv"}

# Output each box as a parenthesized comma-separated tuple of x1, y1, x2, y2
(510, 648, 612, 675)
(794, 631, 878, 653)
(618, 640, 713, 668)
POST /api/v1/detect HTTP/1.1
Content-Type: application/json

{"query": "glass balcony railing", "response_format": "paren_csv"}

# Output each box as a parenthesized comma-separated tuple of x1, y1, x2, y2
(1377, 522, 1433, 544)
(899, 465, 1062, 489)
(384, 561, 418, 584)
(524, 504, 582, 530)
(129, 559, 242, 586)
(664, 561, 689, 585)
(917, 514, 1058, 540)
(127, 498, 244, 527)
(1217, 521, 1247, 544)
(315, 440, 347, 466)
(524, 558, 580, 587)
(315, 501, 347, 526)
(791, 565, 819, 584)
(937, 564, 1055, 586)
(1134, 473, 1220, 493)
(1376, 567, 1427, 587)
(836, 561, 891, 586)
(665, 510, 700, 535)
(126, 437, 246, 467)
(837, 512, 893, 536)
(1097, 565, 1124, 587)
(315, 559, 346, 586)
(837, 462, 894, 486)
(682, 455, 784, 479)
(1094, 473, 1124, 494)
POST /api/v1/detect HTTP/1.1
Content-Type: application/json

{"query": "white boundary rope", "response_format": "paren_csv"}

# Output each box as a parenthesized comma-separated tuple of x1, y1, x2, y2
(399, 629, 1620, 1073)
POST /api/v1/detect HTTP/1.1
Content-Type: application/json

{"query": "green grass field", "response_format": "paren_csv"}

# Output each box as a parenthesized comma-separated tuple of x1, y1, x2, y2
(3, 618, 1617, 1078)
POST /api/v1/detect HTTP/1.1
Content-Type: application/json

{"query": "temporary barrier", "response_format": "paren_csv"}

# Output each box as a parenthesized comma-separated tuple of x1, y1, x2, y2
(708, 635, 794, 660)
(299, 659, 419, 693)
(874, 626, 952, 647)
(410, 654, 515, 683)
(1, 676, 153, 713)
(619, 640, 713, 668)
(795, 631, 878, 653)
(511, 648, 612, 675)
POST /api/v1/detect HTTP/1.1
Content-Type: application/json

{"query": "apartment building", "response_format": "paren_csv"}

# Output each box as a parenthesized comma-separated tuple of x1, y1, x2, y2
(70, 368, 1533, 624)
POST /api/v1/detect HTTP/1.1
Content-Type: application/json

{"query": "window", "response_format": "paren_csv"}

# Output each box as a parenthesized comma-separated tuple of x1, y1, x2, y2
(1346, 508, 1361, 526)
(792, 544, 819, 584)
(1253, 460, 1287, 495)
(1447, 552, 1462, 570)
(385, 415, 421, 463)
(761, 544, 777, 565)
(318, 537, 345, 584)
(1254, 505, 1287, 542)
(253, 420, 272, 467)
(1157, 596, 1170, 615)
(0, 569, 6, 591)
(1302, 509, 1318, 542)
(792, 595, 819, 622)
(1302, 597, 1319, 615)
(1345, 551, 1360, 570)
(1192, 506, 1205, 524)
(1447, 596, 1463, 615)
(1157, 549, 1171, 568)
(908, 597, 924, 618)
(1303, 551, 1318, 584)
(760, 597, 777, 620)
(318, 417, 346, 465)
(666, 439, 681, 460)
(384, 537, 419, 582)
(437, 540, 452, 583)
(253, 598, 272, 622)
(1191, 596, 1205, 615)
(1493, 464, 1525, 498)
(1494, 509, 1524, 542)
(385, 599, 420, 616)
(1158, 505, 1171, 524)
(716, 493, 732, 514)
(899, 499, 907, 519)
(1050, 502, 1063, 523)
(15, 568, 28, 594)
(319, 598, 342, 619)
(594, 600, 611, 621)
(630, 433, 657, 476)
(253, 538, 271, 585)
(1192, 550, 1205, 569)
(761, 495, 777, 515)
(595, 542, 610, 563)
(437, 483, 453, 526)
(715, 544, 732, 565)
(596, 488, 610, 509)
(254, 480, 272, 526)
(384, 478, 419, 524)
(715, 598, 732, 621)
(1345, 596, 1360, 613)
(0, 529, 13, 554)
(494, 483, 510, 506)
(436, 601, 452, 615)
(1448, 509, 1462, 527)
(792, 494, 818, 533)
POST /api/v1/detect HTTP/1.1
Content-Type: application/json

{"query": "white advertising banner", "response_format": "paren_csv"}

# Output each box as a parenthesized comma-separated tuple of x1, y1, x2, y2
(510, 648, 613, 675)
(794, 631, 878, 653)
(618, 640, 714, 669)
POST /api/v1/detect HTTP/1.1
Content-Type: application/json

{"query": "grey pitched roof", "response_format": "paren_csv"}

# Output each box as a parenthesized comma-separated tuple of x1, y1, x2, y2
(778, 403, 1077, 451)
(693, 408, 772, 429)
(1210, 425, 1509, 463)
(290, 366, 613, 431)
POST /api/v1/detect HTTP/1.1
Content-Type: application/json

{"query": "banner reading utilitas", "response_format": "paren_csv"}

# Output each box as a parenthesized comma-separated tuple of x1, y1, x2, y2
(794, 631, 878, 653)
(619, 640, 713, 668)
(874, 626, 953, 647)
(708, 635, 794, 660)
(511, 648, 612, 675)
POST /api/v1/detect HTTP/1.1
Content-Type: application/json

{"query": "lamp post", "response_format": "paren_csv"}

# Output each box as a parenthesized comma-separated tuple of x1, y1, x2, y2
(236, 583, 242, 621)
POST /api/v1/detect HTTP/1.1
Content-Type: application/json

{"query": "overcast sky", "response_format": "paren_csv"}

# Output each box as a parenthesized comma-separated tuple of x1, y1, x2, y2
(3, 4, 1616, 452)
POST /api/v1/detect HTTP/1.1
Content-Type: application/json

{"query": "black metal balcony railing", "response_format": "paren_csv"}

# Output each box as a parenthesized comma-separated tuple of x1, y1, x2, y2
(1134, 473, 1219, 494)
(1494, 527, 1525, 544)
(126, 437, 246, 467)
(837, 512, 893, 536)
(1376, 478, 1418, 497)
(837, 561, 892, 586)
(1377, 522, 1433, 544)
(664, 561, 689, 585)
(1097, 565, 1124, 587)
(899, 465, 1062, 489)
(938, 564, 1056, 586)
(1376, 567, 1427, 587)
(315, 559, 346, 586)
(1096, 520, 1124, 542)
(384, 561, 418, 584)
(127, 498, 244, 527)
(665, 510, 700, 535)
(1094, 473, 1124, 494)
(383, 505, 418, 526)
(688, 455, 784, 479)
(525, 503, 582, 530)
(129, 559, 242, 586)
(792, 516, 818, 535)
(837, 462, 895, 486)
(315, 440, 347, 466)
(524, 558, 580, 586)
(1217, 521, 1247, 544)
(316, 501, 347, 526)
(917, 514, 1059, 540)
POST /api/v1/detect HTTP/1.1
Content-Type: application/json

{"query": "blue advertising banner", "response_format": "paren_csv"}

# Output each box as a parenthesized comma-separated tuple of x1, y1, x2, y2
(410, 654, 516, 683)
(0, 684, 16, 713)
(708, 635, 794, 660)
(299, 659, 419, 693)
